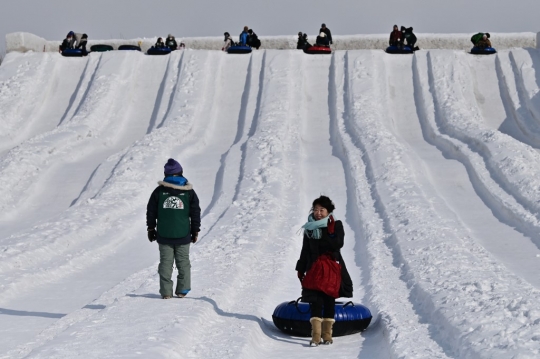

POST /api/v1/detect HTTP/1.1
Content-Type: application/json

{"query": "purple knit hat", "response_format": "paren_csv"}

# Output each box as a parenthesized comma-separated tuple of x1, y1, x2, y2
(164, 158, 183, 175)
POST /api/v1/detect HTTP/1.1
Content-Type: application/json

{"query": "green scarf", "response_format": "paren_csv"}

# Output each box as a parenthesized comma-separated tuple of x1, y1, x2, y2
(302, 213, 334, 239)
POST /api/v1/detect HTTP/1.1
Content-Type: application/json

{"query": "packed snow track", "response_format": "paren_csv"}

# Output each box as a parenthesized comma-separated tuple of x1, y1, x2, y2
(1, 49, 540, 359)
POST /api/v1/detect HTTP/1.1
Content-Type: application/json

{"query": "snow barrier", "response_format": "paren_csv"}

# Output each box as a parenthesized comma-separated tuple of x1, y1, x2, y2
(6, 31, 540, 53)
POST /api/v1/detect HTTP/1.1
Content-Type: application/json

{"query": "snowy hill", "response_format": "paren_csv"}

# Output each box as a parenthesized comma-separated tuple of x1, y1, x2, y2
(1, 48, 540, 358)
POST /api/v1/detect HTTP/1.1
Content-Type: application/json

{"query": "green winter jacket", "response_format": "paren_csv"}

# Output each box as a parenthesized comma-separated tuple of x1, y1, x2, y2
(471, 33, 485, 45)
(146, 180, 201, 245)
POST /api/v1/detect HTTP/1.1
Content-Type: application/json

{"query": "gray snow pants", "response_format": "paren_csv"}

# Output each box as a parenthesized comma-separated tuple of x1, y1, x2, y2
(158, 243, 191, 297)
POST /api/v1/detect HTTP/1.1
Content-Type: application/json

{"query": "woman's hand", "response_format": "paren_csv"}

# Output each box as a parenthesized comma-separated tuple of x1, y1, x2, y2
(297, 271, 305, 282)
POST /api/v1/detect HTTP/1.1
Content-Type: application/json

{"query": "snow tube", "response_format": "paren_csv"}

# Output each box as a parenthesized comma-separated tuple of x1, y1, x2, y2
(90, 44, 113, 52)
(470, 46, 497, 55)
(227, 45, 252, 54)
(272, 299, 372, 337)
(61, 49, 84, 57)
(303, 46, 332, 55)
(118, 45, 141, 51)
(385, 45, 414, 54)
(147, 47, 172, 56)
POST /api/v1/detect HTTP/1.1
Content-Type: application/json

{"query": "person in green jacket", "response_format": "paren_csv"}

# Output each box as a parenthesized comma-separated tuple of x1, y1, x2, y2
(146, 158, 201, 299)
(471, 32, 491, 46)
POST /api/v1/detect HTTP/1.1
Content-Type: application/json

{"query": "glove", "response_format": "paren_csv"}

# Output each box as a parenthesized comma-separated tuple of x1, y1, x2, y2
(147, 228, 156, 242)
(191, 232, 199, 243)
(297, 271, 305, 282)
(328, 215, 335, 235)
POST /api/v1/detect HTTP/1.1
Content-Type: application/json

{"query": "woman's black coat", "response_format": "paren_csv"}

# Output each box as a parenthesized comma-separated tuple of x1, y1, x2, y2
(295, 220, 353, 301)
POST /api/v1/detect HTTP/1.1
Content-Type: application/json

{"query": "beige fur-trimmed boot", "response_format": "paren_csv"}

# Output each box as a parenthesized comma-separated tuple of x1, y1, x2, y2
(309, 317, 323, 346)
(322, 318, 335, 344)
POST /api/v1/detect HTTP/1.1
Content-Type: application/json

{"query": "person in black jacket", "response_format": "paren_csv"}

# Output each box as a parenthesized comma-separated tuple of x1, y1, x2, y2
(401, 26, 418, 50)
(296, 195, 353, 346)
(76, 33, 88, 55)
(316, 32, 330, 47)
(59, 31, 75, 52)
(247, 29, 261, 49)
(165, 34, 178, 50)
(297, 32, 311, 49)
(319, 23, 333, 45)
(155, 37, 165, 48)
(146, 158, 201, 299)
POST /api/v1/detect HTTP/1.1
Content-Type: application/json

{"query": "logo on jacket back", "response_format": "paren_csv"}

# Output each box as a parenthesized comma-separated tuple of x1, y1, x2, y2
(163, 196, 184, 209)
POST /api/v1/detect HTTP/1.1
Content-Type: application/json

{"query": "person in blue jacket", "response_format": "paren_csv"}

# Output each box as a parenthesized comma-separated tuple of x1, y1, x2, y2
(239, 26, 249, 46)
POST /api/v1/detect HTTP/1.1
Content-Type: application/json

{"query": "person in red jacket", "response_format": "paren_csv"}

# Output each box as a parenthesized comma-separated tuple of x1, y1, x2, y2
(389, 24, 403, 49)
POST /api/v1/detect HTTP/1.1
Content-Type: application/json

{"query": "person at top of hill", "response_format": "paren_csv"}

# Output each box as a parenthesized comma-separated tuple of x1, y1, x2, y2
(239, 26, 249, 46)
(389, 24, 403, 49)
(75, 33, 88, 53)
(471, 32, 491, 47)
(401, 26, 418, 50)
(319, 23, 333, 45)
(247, 29, 261, 49)
(146, 158, 201, 299)
(316, 31, 330, 47)
(165, 34, 178, 50)
(222, 32, 234, 51)
(296, 195, 353, 346)
(155, 37, 166, 48)
(475, 34, 492, 48)
(297, 32, 311, 50)
(59, 31, 76, 52)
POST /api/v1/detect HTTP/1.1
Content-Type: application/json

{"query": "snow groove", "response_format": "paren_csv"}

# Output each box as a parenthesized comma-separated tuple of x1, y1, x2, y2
(201, 53, 260, 222)
(57, 55, 97, 126)
(336, 50, 451, 359)
(493, 53, 540, 147)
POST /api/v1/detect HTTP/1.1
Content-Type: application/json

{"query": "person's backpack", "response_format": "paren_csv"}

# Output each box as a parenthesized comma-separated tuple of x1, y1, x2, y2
(250, 34, 261, 48)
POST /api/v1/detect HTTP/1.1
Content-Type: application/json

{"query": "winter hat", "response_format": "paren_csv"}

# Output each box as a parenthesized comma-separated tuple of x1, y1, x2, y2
(164, 158, 183, 175)
(319, 32, 326, 38)
(321, 23, 326, 27)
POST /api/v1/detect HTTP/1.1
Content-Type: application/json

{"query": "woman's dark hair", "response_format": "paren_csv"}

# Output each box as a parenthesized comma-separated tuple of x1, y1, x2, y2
(312, 195, 335, 213)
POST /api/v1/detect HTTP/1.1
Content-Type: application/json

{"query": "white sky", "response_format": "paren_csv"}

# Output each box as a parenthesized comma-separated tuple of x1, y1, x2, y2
(1, 0, 539, 54)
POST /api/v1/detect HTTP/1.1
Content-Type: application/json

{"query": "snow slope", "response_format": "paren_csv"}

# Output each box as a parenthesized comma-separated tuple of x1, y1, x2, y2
(1, 48, 540, 358)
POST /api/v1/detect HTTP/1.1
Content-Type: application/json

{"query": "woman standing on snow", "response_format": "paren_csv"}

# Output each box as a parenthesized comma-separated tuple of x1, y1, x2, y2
(296, 195, 353, 346)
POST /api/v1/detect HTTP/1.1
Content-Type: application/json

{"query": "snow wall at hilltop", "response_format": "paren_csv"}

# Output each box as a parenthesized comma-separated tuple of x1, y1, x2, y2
(5, 31, 540, 53)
